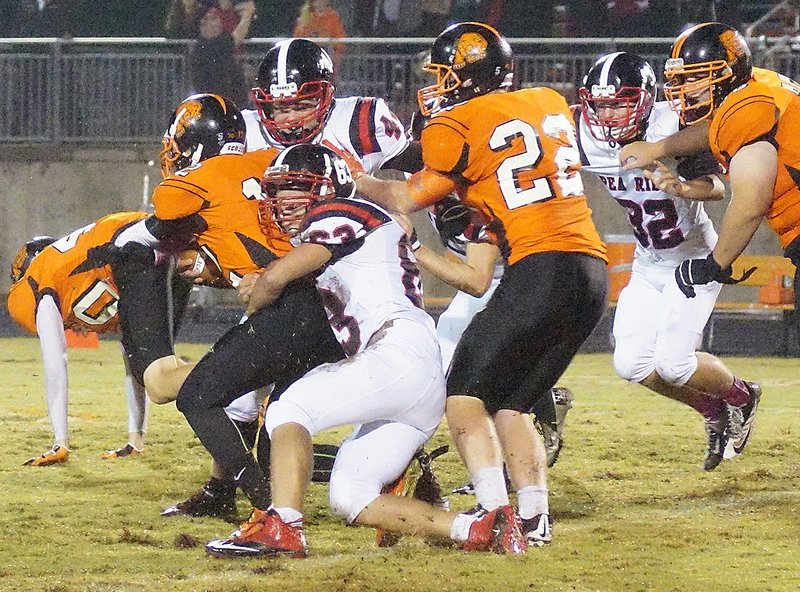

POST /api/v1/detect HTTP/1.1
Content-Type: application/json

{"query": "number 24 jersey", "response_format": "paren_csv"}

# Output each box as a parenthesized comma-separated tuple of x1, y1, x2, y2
(419, 87, 606, 265)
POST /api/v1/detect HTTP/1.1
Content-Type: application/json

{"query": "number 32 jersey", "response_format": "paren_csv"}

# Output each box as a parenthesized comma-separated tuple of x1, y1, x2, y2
(576, 101, 719, 268)
(7, 211, 147, 334)
(419, 87, 606, 265)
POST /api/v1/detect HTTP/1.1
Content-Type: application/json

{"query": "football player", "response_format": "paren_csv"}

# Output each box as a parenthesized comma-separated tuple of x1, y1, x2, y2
(163, 39, 428, 518)
(353, 22, 609, 547)
(106, 93, 346, 520)
(205, 144, 525, 558)
(576, 51, 761, 470)
(620, 24, 784, 454)
(414, 196, 574, 472)
(7, 212, 190, 465)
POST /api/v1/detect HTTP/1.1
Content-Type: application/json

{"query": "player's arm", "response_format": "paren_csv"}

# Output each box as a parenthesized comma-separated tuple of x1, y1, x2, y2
(415, 241, 499, 297)
(711, 141, 778, 268)
(621, 120, 711, 170)
(34, 295, 69, 450)
(242, 243, 332, 314)
(643, 159, 724, 201)
(355, 168, 460, 214)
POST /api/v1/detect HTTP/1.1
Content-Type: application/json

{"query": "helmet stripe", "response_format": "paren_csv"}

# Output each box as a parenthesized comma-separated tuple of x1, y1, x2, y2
(276, 40, 290, 87)
(672, 22, 706, 58)
(598, 52, 623, 86)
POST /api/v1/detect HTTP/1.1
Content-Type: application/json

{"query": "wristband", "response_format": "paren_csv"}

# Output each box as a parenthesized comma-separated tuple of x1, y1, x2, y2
(409, 230, 422, 252)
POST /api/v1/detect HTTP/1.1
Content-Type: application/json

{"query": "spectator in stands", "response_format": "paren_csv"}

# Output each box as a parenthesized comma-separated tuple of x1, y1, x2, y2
(189, 3, 256, 107)
(565, 0, 609, 38)
(165, 0, 209, 39)
(293, 0, 347, 67)
(12, 0, 73, 37)
(420, 0, 451, 37)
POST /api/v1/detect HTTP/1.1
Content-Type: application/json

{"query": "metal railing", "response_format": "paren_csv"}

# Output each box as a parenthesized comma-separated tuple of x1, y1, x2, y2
(0, 36, 794, 144)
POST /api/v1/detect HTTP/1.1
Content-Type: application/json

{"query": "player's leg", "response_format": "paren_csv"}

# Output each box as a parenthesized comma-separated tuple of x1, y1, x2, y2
(655, 278, 760, 465)
(447, 252, 607, 546)
(436, 282, 498, 371)
(177, 280, 344, 511)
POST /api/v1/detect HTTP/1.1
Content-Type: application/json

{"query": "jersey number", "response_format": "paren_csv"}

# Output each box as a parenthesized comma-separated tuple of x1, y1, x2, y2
(72, 280, 119, 326)
(52, 223, 96, 253)
(617, 198, 684, 249)
(489, 115, 583, 210)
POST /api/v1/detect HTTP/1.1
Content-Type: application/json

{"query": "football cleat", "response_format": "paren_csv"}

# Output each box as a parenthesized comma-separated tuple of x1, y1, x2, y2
(161, 479, 237, 520)
(23, 445, 69, 466)
(99, 443, 142, 460)
(726, 381, 761, 458)
(520, 513, 552, 547)
(535, 387, 574, 467)
(376, 446, 450, 547)
(702, 411, 729, 471)
(452, 481, 475, 496)
(462, 505, 527, 554)
(205, 508, 308, 558)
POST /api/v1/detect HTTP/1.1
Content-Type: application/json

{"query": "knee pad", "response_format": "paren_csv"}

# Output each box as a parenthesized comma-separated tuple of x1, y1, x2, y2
(328, 472, 382, 524)
(654, 351, 697, 387)
(612, 348, 653, 384)
(224, 391, 262, 423)
(263, 399, 315, 437)
(143, 355, 186, 404)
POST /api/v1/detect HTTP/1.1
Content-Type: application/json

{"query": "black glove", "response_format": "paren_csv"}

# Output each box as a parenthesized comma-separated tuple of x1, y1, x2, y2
(408, 109, 428, 142)
(86, 242, 157, 270)
(675, 253, 756, 298)
(429, 195, 473, 253)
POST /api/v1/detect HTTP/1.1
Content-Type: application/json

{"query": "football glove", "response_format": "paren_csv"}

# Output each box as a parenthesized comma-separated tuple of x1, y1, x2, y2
(675, 254, 756, 298)
(24, 444, 69, 466)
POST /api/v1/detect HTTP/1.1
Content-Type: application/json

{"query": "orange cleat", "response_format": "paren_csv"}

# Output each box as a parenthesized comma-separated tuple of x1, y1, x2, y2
(463, 505, 527, 555)
(23, 445, 69, 466)
(99, 443, 142, 460)
(205, 508, 308, 558)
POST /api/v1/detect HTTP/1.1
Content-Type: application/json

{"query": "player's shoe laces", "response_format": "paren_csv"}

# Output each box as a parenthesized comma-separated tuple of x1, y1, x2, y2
(161, 478, 237, 520)
(23, 444, 69, 466)
(99, 443, 142, 460)
(702, 410, 729, 471)
(535, 387, 574, 467)
(520, 513, 552, 547)
(376, 445, 450, 547)
(462, 505, 527, 554)
(725, 381, 761, 458)
(205, 508, 308, 558)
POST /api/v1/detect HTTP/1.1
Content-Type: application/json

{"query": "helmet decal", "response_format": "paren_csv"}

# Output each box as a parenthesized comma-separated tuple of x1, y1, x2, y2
(453, 33, 488, 70)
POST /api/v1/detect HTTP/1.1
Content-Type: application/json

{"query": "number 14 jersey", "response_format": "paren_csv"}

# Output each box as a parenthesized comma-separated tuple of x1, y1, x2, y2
(421, 87, 606, 265)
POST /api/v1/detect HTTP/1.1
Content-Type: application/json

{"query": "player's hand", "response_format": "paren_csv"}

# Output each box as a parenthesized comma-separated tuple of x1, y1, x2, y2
(237, 272, 262, 304)
(24, 445, 69, 466)
(620, 141, 662, 170)
(393, 213, 415, 237)
(674, 254, 756, 298)
(643, 160, 687, 197)
(321, 140, 365, 179)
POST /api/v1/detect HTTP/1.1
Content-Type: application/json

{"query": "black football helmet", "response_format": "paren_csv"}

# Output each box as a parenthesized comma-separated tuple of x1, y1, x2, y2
(663, 22, 752, 125)
(160, 93, 246, 177)
(417, 22, 513, 116)
(260, 144, 355, 239)
(579, 52, 656, 142)
(10, 236, 56, 283)
(251, 39, 335, 145)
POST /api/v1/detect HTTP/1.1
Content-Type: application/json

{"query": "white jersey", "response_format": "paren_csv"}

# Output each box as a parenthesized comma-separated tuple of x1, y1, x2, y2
(243, 96, 409, 174)
(299, 197, 428, 356)
(576, 101, 718, 268)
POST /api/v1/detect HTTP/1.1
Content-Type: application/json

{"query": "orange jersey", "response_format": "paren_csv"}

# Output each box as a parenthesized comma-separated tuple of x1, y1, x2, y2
(151, 149, 288, 286)
(7, 212, 147, 334)
(709, 67, 800, 249)
(414, 88, 606, 265)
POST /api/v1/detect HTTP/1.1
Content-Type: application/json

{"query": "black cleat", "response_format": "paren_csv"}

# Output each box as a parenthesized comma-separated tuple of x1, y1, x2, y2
(162, 478, 237, 520)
